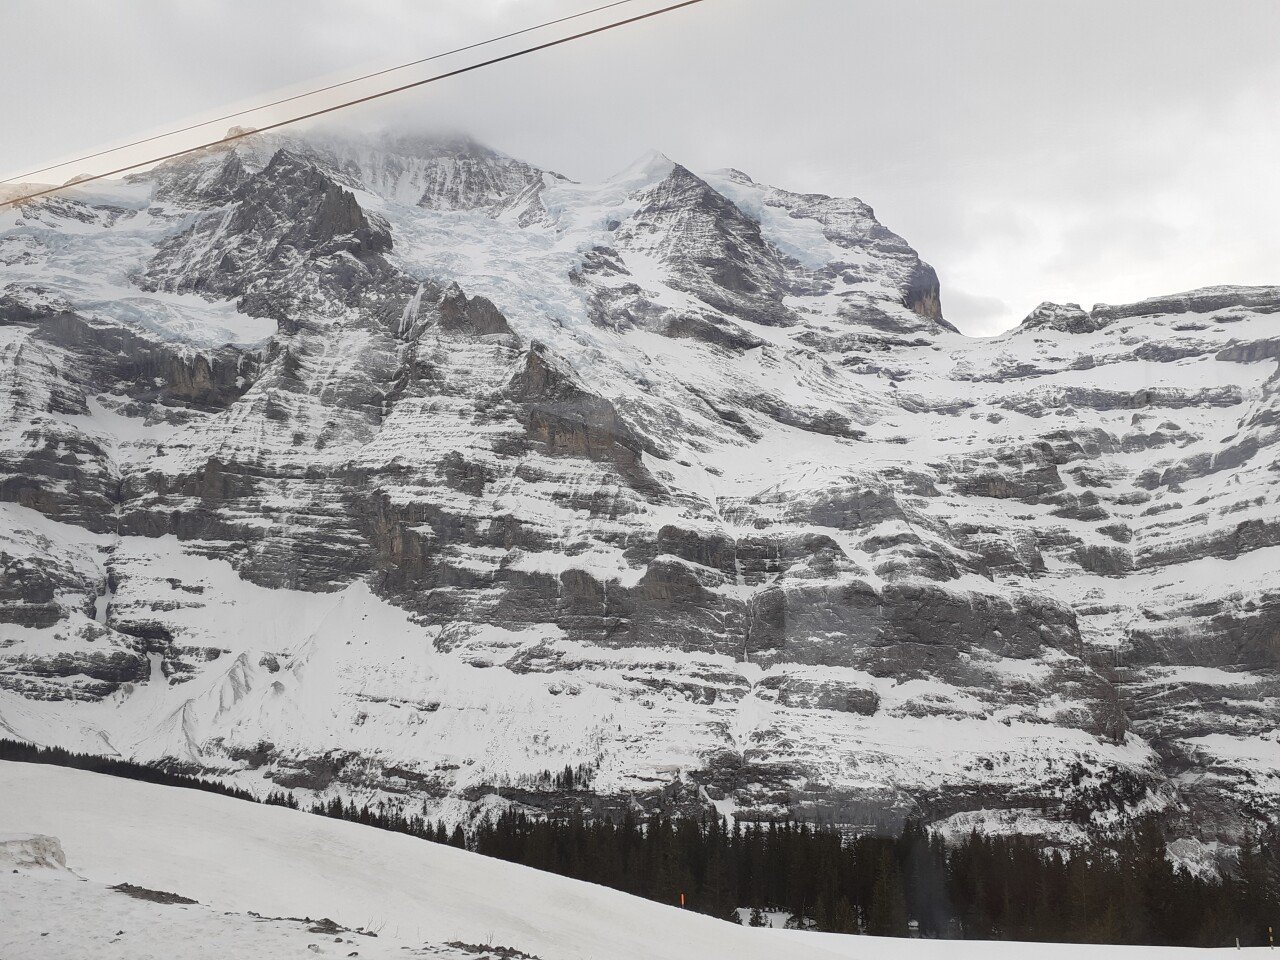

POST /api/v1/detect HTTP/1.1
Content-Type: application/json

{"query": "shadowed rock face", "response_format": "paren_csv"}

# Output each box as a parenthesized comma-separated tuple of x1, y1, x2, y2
(436, 284, 515, 338)
(1019, 302, 1109, 335)
(34, 312, 257, 411)
(506, 343, 658, 490)
(615, 164, 798, 327)
(0, 129, 1276, 860)
(141, 149, 416, 331)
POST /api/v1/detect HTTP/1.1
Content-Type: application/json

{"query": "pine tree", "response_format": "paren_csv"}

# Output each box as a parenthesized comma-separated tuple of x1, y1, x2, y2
(868, 851, 909, 937)
(1237, 828, 1273, 946)
(831, 896, 858, 934)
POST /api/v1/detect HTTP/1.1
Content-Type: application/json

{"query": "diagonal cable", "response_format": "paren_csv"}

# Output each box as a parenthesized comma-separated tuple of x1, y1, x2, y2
(0, 0, 640, 186)
(1, 0, 710, 209)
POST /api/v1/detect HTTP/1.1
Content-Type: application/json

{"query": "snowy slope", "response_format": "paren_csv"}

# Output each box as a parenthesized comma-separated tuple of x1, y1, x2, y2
(0, 128, 1277, 860)
(0, 762, 1267, 960)
(0, 761, 848, 960)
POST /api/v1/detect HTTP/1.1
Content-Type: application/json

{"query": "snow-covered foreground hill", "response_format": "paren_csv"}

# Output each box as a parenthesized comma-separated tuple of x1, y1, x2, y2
(0, 763, 1265, 960)
(2, 762, 830, 960)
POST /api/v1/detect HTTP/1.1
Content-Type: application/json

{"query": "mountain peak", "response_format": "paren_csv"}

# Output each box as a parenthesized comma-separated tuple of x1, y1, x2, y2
(609, 150, 677, 188)
(1015, 301, 1106, 334)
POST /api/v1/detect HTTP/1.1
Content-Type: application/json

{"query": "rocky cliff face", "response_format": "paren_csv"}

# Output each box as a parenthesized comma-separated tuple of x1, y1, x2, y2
(0, 130, 1275, 864)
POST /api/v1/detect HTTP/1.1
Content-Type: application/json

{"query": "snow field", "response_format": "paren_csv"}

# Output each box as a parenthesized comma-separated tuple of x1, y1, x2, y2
(1, 763, 1267, 959)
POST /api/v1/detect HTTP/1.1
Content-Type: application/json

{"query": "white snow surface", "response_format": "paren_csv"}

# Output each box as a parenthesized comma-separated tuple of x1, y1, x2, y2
(0, 763, 1265, 960)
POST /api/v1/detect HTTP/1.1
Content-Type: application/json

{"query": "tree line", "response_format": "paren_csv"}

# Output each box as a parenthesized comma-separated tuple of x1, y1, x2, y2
(3, 739, 1275, 945)
(455, 808, 1278, 946)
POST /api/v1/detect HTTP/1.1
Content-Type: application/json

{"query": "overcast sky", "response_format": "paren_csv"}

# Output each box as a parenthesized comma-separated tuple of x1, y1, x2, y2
(4, 0, 1278, 335)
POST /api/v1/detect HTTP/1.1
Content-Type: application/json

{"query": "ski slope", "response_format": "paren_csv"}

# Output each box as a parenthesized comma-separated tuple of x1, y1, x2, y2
(0, 762, 1265, 959)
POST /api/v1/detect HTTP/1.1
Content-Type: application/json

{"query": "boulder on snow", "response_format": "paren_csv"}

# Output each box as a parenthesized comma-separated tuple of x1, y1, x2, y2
(0, 833, 67, 869)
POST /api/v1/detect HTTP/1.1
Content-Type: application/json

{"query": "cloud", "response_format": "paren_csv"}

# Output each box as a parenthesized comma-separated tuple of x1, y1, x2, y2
(5, 0, 1277, 336)
(942, 289, 1012, 337)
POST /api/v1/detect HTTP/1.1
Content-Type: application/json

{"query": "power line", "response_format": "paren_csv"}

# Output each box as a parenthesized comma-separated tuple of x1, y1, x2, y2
(0, 0, 640, 186)
(0, 0, 710, 210)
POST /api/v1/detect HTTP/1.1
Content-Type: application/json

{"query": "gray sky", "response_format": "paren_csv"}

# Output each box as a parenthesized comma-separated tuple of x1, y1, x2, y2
(4, 0, 1278, 335)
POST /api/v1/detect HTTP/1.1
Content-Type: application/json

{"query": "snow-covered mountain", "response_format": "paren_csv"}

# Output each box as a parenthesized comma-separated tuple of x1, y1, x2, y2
(0, 129, 1276, 862)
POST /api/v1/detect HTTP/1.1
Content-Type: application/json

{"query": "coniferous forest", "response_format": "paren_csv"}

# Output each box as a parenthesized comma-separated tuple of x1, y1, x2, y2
(4, 739, 1276, 947)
